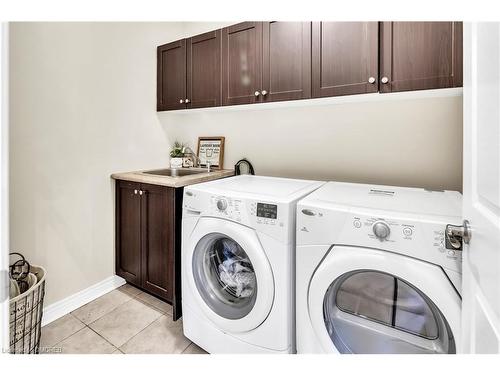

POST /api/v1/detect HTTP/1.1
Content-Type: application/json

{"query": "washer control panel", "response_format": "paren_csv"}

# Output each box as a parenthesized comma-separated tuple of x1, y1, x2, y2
(249, 201, 279, 226)
(184, 189, 290, 243)
(209, 196, 284, 228)
(210, 195, 243, 222)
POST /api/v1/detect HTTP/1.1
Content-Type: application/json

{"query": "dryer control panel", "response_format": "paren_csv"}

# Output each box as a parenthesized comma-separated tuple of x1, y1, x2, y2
(350, 216, 418, 244)
(349, 214, 462, 264)
(296, 204, 462, 274)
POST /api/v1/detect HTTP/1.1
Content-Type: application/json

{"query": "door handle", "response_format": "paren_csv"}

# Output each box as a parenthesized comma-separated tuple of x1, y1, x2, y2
(301, 209, 316, 216)
(446, 220, 471, 249)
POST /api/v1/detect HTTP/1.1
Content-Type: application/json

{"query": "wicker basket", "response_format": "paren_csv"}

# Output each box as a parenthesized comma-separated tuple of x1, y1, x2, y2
(9, 265, 46, 354)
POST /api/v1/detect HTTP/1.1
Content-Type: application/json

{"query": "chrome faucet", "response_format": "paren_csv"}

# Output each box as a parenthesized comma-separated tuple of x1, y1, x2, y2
(182, 146, 201, 168)
(182, 146, 212, 172)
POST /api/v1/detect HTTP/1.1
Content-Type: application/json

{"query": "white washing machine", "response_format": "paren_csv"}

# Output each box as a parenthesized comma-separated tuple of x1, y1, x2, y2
(296, 182, 463, 354)
(182, 175, 324, 353)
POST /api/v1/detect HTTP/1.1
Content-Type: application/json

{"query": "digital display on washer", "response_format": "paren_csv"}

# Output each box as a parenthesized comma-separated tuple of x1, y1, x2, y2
(256, 203, 277, 219)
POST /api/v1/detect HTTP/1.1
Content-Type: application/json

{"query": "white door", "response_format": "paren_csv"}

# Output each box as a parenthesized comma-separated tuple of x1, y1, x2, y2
(0, 22, 10, 353)
(461, 22, 500, 353)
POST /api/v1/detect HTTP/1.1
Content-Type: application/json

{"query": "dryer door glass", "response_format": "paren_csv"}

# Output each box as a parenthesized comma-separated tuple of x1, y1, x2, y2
(192, 233, 258, 320)
(323, 270, 456, 354)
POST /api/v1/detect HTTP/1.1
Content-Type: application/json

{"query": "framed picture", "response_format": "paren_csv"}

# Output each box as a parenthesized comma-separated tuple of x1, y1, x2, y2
(197, 136, 225, 170)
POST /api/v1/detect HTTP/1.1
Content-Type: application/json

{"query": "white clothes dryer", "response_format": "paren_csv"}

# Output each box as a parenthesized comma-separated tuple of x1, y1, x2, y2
(296, 182, 463, 354)
(182, 175, 324, 353)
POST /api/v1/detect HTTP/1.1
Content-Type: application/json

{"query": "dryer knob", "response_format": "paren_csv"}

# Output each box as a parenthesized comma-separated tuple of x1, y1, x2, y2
(216, 199, 228, 211)
(373, 221, 390, 240)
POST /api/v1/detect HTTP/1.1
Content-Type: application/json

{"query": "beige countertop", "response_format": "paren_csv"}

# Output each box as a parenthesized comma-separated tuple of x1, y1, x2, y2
(111, 167, 234, 188)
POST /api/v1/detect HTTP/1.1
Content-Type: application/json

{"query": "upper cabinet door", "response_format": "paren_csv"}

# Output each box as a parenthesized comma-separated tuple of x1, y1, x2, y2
(157, 40, 186, 111)
(222, 22, 263, 106)
(261, 22, 311, 102)
(380, 22, 463, 93)
(312, 22, 379, 98)
(186, 30, 222, 109)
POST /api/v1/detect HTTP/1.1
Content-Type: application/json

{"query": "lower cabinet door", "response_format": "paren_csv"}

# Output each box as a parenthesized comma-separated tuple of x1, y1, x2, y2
(140, 183, 174, 302)
(115, 181, 142, 285)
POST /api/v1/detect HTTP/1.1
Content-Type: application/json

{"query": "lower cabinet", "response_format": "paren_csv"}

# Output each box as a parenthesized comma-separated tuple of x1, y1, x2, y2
(115, 180, 183, 320)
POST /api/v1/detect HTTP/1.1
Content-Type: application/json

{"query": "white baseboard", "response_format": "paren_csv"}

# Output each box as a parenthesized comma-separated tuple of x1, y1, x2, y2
(41, 275, 126, 326)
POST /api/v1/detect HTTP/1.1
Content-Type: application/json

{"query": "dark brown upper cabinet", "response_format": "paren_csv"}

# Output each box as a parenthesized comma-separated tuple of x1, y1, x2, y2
(262, 22, 311, 102)
(312, 22, 379, 98)
(158, 21, 463, 111)
(380, 22, 463, 93)
(157, 40, 186, 111)
(186, 30, 222, 108)
(222, 22, 263, 106)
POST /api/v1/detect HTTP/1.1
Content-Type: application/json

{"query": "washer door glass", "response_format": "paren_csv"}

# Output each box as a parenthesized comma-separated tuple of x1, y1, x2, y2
(323, 271, 456, 354)
(192, 233, 258, 320)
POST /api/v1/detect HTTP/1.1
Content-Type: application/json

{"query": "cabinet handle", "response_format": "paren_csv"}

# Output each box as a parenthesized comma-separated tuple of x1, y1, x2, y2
(381, 76, 389, 84)
(261, 90, 268, 96)
(185, 98, 190, 103)
(139, 190, 143, 196)
(254, 91, 260, 97)
(134, 189, 138, 195)
(179, 99, 184, 104)
(368, 77, 376, 84)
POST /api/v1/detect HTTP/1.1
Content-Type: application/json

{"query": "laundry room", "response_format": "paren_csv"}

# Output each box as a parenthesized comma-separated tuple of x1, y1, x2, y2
(1, 1, 500, 374)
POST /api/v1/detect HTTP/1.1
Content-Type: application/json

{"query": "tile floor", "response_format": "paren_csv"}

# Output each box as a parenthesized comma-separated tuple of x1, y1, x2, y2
(40, 283, 207, 354)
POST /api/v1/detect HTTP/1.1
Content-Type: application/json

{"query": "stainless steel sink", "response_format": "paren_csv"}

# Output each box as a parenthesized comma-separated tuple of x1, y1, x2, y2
(142, 168, 208, 177)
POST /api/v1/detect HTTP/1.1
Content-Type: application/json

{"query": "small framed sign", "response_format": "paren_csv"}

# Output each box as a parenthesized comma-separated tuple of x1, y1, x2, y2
(197, 136, 225, 170)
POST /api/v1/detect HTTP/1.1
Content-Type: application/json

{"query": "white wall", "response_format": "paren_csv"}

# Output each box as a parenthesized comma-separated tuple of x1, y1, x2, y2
(9, 22, 187, 305)
(9, 22, 463, 307)
(161, 93, 463, 191)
